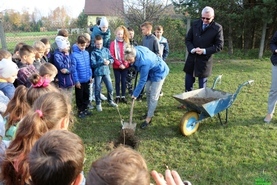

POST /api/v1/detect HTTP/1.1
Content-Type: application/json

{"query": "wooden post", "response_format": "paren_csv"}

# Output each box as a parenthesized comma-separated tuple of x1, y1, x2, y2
(0, 17, 7, 49)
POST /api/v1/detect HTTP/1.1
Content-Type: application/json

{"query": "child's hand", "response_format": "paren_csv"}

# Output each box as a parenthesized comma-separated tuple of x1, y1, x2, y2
(75, 82, 81, 89)
(119, 64, 125, 69)
(103, 59, 109, 65)
(151, 169, 186, 185)
(61, 68, 69, 74)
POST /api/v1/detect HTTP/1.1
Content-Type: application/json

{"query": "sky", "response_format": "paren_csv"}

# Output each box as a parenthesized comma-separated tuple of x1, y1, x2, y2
(0, 0, 86, 18)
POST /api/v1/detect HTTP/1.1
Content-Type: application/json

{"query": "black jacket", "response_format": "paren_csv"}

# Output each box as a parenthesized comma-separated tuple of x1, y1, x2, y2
(270, 31, 277, 66)
(184, 19, 224, 78)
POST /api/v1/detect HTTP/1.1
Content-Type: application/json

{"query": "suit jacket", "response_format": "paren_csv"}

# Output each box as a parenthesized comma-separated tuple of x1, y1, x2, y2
(184, 19, 224, 78)
(270, 31, 277, 66)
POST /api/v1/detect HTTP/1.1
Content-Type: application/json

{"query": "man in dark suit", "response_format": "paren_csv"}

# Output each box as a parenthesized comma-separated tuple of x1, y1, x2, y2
(183, 6, 224, 92)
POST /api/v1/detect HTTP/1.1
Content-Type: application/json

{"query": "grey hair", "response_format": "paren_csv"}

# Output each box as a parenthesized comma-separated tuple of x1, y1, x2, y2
(124, 44, 136, 60)
(201, 6, 214, 16)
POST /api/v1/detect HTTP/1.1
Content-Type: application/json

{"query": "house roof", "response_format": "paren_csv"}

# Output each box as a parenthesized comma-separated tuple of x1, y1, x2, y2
(84, 0, 124, 16)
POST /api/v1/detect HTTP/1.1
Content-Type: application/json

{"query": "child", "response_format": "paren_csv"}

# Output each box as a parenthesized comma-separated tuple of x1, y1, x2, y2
(50, 29, 69, 58)
(40, 38, 51, 63)
(154, 25, 169, 96)
(0, 49, 12, 61)
(91, 35, 117, 111)
(1, 91, 72, 185)
(12, 42, 25, 67)
(71, 35, 93, 118)
(33, 40, 47, 70)
(86, 146, 150, 185)
(110, 25, 130, 104)
(126, 27, 138, 95)
(90, 17, 111, 48)
(141, 21, 160, 55)
(28, 130, 85, 185)
(38, 62, 58, 82)
(2, 85, 30, 146)
(0, 58, 19, 99)
(54, 35, 75, 99)
(17, 44, 38, 87)
(154, 25, 169, 61)
(27, 73, 59, 106)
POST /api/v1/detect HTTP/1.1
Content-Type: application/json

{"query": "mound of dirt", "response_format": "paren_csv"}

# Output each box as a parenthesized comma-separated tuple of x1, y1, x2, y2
(185, 97, 218, 106)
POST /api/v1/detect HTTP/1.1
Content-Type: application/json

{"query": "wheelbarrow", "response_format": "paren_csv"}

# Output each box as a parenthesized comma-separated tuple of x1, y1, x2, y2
(173, 75, 254, 136)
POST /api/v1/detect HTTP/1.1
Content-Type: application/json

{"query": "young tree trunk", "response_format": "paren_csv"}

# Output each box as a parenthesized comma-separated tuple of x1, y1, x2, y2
(258, 22, 267, 59)
(228, 23, 233, 55)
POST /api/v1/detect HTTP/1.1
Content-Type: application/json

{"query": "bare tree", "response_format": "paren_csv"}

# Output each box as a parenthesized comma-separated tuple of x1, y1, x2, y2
(123, 0, 170, 26)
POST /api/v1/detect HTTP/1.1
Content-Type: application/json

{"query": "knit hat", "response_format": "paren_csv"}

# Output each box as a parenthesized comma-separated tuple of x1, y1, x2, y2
(99, 17, 109, 28)
(55, 36, 70, 50)
(0, 58, 19, 78)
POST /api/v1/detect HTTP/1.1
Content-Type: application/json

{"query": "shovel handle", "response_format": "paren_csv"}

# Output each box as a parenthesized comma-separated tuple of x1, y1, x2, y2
(129, 98, 135, 124)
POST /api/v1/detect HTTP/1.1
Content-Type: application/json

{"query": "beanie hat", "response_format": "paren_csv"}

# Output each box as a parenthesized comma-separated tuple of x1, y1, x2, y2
(55, 36, 70, 50)
(99, 17, 109, 28)
(0, 59, 19, 78)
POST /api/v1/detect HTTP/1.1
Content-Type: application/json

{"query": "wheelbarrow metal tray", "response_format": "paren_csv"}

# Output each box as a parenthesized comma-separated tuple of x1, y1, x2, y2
(173, 88, 233, 117)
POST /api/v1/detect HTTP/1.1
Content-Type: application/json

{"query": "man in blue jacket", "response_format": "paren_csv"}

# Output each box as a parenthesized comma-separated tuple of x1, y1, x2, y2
(72, 35, 93, 118)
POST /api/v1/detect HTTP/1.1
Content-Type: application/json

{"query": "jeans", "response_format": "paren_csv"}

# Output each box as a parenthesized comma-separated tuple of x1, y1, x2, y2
(145, 79, 165, 118)
(185, 73, 207, 91)
(94, 75, 114, 105)
(267, 65, 277, 114)
(75, 81, 90, 112)
(113, 68, 128, 97)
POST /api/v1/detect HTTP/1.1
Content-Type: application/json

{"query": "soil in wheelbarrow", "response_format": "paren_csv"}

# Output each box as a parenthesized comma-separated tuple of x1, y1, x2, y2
(185, 97, 218, 106)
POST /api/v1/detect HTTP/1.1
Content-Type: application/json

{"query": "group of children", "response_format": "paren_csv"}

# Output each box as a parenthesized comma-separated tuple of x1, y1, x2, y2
(0, 16, 180, 185)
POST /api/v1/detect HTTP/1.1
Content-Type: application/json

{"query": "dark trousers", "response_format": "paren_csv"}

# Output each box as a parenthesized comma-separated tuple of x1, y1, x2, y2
(185, 73, 207, 91)
(75, 81, 90, 112)
(113, 68, 128, 97)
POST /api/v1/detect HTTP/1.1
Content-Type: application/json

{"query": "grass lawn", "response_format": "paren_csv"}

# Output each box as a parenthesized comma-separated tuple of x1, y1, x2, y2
(71, 59, 276, 185)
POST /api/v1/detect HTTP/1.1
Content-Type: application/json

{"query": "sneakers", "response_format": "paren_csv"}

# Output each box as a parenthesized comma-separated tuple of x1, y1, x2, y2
(121, 97, 127, 104)
(96, 104, 102, 112)
(109, 101, 118, 107)
(100, 93, 107, 101)
(264, 114, 273, 123)
(115, 97, 120, 104)
(84, 109, 92, 116)
(140, 120, 151, 129)
(159, 91, 164, 97)
(78, 111, 86, 118)
(88, 102, 94, 109)
(91, 94, 107, 101)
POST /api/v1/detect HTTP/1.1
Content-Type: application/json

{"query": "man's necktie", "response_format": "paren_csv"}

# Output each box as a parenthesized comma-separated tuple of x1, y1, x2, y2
(203, 24, 207, 30)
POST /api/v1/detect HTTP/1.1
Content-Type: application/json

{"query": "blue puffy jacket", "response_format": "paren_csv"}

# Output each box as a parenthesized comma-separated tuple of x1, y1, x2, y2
(71, 44, 92, 83)
(54, 49, 75, 88)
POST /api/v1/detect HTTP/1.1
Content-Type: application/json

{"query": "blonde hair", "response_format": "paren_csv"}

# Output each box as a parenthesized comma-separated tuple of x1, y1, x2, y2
(1, 92, 72, 185)
(0, 49, 12, 61)
(33, 41, 46, 52)
(86, 146, 150, 185)
(3, 85, 30, 133)
(39, 63, 58, 77)
(124, 44, 136, 61)
(140, 21, 153, 30)
(115, 25, 130, 43)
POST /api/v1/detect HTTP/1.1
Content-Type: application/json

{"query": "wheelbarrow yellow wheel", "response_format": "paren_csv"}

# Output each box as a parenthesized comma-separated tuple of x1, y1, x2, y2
(180, 111, 199, 136)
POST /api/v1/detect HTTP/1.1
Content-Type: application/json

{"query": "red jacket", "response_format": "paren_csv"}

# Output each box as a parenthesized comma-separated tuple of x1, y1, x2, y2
(110, 40, 130, 69)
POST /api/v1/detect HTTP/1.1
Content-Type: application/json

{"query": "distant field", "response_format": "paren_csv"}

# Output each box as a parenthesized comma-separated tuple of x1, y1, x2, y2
(3, 31, 58, 52)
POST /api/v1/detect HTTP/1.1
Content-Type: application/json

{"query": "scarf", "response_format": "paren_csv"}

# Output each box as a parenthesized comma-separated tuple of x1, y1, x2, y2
(114, 38, 125, 64)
